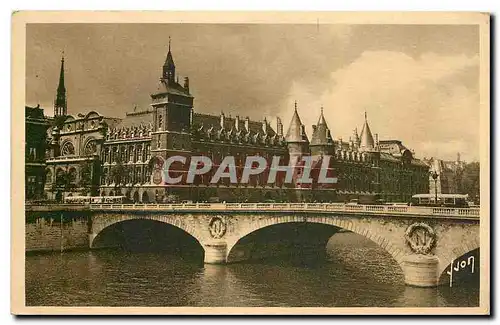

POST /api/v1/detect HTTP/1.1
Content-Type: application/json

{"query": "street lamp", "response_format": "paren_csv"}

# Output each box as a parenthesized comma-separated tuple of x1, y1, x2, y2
(430, 171, 439, 205)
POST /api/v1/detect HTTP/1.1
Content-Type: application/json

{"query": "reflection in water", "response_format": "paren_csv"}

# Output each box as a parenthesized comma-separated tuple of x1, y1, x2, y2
(25, 233, 479, 307)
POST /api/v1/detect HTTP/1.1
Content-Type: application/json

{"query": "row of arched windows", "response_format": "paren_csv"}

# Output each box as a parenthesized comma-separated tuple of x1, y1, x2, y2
(100, 165, 151, 185)
(102, 143, 151, 164)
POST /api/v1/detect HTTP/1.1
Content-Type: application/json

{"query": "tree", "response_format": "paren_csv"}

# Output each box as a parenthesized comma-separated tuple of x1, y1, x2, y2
(460, 162, 480, 204)
(51, 169, 74, 201)
(78, 161, 93, 196)
(109, 158, 130, 194)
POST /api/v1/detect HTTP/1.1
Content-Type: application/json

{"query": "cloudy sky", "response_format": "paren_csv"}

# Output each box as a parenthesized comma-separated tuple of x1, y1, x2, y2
(26, 24, 479, 162)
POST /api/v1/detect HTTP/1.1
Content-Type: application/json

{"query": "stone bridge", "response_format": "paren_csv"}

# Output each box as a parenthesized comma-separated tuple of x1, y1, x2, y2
(26, 202, 480, 287)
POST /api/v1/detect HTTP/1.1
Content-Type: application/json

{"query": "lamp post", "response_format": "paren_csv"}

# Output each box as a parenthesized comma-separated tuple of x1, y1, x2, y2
(430, 171, 439, 205)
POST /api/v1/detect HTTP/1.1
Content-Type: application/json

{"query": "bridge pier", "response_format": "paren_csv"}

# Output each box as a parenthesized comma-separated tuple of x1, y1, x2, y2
(88, 233, 97, 248)
(204, 241, 228, 264)
(402, 254, 440, 287)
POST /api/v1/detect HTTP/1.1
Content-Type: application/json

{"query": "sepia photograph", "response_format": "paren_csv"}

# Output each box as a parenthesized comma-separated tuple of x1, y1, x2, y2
(12, 11, 490, 315)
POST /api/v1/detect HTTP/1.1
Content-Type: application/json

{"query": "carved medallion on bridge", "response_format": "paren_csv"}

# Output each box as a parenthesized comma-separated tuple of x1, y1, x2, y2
(405, 222, 436, 255)
(209, 216, 227, 239)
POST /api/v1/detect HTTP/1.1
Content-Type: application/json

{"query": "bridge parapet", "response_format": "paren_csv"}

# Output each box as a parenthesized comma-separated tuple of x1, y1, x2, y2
(72, 203, 480, 219)
(25, 202, 480, 219)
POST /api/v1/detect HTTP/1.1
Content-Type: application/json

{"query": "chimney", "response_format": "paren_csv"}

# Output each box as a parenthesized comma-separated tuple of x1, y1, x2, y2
(184, 77, 190, 93)
(220, 112, 225, 129)
(235, 115, 240, 131)
(262, 117, 267, 134)
(375, 133, 379, 146)
(276, 117, 283, 137)
(245, 117, 250, 132)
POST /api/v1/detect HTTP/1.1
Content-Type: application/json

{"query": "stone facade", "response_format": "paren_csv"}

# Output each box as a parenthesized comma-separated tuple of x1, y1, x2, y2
(425, 155, 466, 195)
(25, 105, 51, 200)
(25, 214, 89, 252)
(30, 45, 429, 203)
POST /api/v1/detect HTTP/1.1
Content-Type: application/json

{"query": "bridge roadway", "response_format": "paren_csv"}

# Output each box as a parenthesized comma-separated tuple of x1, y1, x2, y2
(25, 202, 481, 288)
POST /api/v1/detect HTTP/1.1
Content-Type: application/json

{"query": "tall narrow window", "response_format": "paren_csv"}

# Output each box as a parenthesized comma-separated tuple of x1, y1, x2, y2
(137, 145, 142, 162)
(158, 115, 163, 129)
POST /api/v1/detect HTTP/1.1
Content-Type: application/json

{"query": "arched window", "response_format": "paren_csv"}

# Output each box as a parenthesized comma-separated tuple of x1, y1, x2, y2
(129, 145, 134, 162)
(61, 141, 75, 156)
(101, 168, 108, 185)
(56, 168, 66, 186)
(45, 169, 53, 184)
(68, 168, 77, 184)
(137, 145, 142, 162)
(84, 139, 97, 156)
(120, 146, 125, 162)
(113, 147, 118, 163)
(103, 147, 109, 163)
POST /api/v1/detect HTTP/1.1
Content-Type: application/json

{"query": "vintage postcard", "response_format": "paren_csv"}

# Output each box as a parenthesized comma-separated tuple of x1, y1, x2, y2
(12, 11, 490, 315)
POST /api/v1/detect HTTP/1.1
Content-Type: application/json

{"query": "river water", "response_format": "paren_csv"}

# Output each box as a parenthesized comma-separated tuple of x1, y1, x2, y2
(25, 232, 479, 307)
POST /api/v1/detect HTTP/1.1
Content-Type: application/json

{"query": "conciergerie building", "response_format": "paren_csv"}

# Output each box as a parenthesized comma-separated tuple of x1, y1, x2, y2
(25, 43, 430, 203)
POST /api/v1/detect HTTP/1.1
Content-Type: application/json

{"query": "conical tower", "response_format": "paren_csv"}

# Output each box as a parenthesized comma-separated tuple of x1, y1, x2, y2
(310, 106, 334, 156)
(285, 101, 309, 156)
(359, 112, 375, 151)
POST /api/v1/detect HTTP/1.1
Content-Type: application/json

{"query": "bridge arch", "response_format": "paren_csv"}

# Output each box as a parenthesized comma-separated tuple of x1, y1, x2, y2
(90, 214, 205, 251)
(226, 215, 405, 267)
(437, 237, 480, 276)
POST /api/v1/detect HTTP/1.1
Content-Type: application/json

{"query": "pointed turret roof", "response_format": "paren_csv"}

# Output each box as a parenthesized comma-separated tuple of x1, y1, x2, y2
(164, 36, 175, 69)
(311, 107, 333, 146)
(285, 101, 309, 143)
(359, 111, 375, 150)
(317, 106, 327, 125)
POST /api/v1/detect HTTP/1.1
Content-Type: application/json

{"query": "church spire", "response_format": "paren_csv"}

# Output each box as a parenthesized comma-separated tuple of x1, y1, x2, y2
(54, 52, 67, 117)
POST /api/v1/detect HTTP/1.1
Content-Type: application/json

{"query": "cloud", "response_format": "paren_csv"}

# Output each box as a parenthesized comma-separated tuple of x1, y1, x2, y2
(25, 24, 480, 162)
(279, 51, 479, 161)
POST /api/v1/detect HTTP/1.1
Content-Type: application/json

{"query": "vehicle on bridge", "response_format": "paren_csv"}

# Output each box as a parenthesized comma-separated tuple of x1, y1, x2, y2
(64, 196, 126, 204)
(411, 193, 469, 208)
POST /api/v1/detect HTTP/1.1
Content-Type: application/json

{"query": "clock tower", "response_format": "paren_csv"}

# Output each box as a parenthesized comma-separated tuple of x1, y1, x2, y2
(150, 38, 194, 160)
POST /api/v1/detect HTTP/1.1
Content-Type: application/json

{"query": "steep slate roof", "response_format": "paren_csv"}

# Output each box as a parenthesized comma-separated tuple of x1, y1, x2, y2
(378, 139, 408, 155)
(25, 105, 45, 120)
(310, 108, 333, 146)
(193, 113, 277, 136)
(359, 112, 375, 149)
(117, 109, 154, 128)
(153, 80, 192, 97)
(285, 103, 309, 143)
